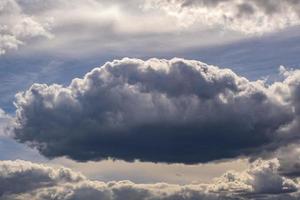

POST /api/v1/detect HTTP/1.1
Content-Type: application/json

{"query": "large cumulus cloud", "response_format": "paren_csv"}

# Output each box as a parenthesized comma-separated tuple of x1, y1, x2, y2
(0, 159, 299, 200)
(12, 58, 300, 163)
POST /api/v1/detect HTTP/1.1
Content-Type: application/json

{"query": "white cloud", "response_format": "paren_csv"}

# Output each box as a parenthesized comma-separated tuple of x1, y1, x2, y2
(145, 0, 300, 34)
(0, 0, 53, 55)
(4, 0, 300, 56)
(209, 159, 298, 195)
(0, 159, 299, 200)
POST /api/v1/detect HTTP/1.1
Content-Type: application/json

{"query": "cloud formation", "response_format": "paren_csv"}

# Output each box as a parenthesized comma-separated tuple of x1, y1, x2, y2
(146, 0, 300, 34)
(0, 159, 299, 200)
(0, 0, 53, 55)
(2, 0, 300, 56)
(13, 58, 300, 163)
(264, 144, 300, 178)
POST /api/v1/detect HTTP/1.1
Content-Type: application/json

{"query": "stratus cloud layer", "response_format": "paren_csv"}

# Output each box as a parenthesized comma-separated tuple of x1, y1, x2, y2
(2, 0, 300, 56)
(13, 58, 300, 163)
(146, 0, 300, 34)
(0, 0, 53, 54)
(0, 159, 299, 200)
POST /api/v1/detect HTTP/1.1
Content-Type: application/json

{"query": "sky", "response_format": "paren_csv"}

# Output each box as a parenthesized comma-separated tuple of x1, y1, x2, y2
(1, 0, 300, 199)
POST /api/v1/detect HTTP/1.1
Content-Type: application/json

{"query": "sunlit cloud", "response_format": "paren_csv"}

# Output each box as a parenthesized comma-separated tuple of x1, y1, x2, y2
(0, 0, 53, 55)
(0, 159, 299, 200)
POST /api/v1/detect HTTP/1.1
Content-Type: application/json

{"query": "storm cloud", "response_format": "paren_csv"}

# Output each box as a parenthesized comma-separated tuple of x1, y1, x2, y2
(0, 159, 299, 200)
(12, 58, 300, 163)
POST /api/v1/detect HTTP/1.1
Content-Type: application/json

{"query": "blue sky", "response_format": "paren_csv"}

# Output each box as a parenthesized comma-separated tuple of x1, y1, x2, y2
(1, 26, 300, 113)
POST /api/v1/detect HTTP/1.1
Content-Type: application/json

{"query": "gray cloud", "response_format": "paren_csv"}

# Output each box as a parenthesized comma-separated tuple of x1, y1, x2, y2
(147, 0, 300, 34)
(262, 143, 300, 178)
(0, 160, 84, 198)
(171, 0, 300, 12)
(3, 0, 299, 57)
(1, 0, 242, 57)
(12, 58, 300, 163)
(0, 159, 299, 200)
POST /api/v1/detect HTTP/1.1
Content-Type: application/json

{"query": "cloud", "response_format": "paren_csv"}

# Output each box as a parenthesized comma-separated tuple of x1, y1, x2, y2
(262, 143, 300, 178)
(1, 0, 299, 57)
(209, 159, 298, 196)
(0, 159, 299, 200)
(12, 58, 300, 163)
(4, 0, 300, 57)
(0, 108, 12, 137)
(145, 0, 300, 34)
(0, 0, 53, 55)
(0, 160, 84, 198)
(2, 0, 212, 56)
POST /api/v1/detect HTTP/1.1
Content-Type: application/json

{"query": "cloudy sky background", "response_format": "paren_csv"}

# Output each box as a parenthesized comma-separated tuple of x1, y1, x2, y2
(1, 0, 300, 199)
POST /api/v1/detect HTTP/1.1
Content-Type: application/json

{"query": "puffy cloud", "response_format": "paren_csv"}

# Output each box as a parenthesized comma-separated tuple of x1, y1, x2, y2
(0, 160, 84, 198)
(264, 144, 300, 178)
(0, 159, 299, 200)
(268, 67, 300, 177)
(12, 58, 300, 163)
(145, 0, 300, 34)
(0, 0, 53, 55)
(209, 159, 298, 195)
